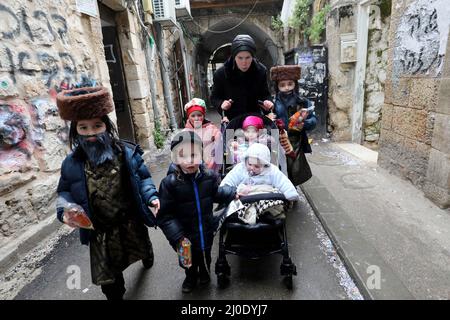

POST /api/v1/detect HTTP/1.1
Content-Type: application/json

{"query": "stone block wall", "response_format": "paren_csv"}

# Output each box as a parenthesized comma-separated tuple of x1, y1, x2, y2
(378, 0, 450, 208)
(0, 0, 108, 244)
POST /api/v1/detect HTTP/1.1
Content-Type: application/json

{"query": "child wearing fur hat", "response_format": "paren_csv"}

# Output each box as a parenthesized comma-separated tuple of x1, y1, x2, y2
(55, 86, 160, 300)
(221, 143, 299, 201)
(228, 115, 274, 165)
(183, 98, 221, 172)
(157, 131, 236, 293)
(270, 65, 317, 185)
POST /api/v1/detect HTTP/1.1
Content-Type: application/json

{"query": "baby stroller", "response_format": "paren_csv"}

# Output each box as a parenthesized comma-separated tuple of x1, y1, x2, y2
(215, 113, 297, 289)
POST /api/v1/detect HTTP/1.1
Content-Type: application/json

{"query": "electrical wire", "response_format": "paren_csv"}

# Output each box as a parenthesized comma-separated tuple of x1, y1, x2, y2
(131, 0, 169, 72)
(188, 0, 260, 34)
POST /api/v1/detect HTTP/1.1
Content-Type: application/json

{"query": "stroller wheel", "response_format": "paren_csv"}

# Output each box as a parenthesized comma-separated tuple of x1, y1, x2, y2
(217, 273, 230, 289)
(283, 275, 293, 290)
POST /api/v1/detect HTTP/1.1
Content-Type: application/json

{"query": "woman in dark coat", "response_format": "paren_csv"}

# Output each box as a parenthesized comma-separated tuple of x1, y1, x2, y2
(157, 131, 236, 293)
(210, 34, 274, 122)
(55, 87, 159, 300)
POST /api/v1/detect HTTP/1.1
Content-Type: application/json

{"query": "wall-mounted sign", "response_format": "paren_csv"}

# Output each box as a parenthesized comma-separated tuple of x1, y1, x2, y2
(340, 33, 357, 63)
(76, 0, 98, 17)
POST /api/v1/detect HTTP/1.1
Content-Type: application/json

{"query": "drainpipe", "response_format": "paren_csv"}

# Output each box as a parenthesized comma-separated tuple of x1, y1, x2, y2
(352, 0, 375, 144)
(143, 34, 160, 121)
(179, 30, 192, 102)
(155, 23, 178, 130)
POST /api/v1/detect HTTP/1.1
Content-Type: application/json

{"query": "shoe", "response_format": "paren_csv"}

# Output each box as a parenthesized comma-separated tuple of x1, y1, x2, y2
(199, 273, 211, 287)
(182, 276, 197, 293)
(142, 256, 154, 269)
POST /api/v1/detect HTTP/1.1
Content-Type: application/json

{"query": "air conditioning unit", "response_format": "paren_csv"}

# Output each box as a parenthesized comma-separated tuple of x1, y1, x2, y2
(175, 0, 192, 19)
(152, 0, 177, 28)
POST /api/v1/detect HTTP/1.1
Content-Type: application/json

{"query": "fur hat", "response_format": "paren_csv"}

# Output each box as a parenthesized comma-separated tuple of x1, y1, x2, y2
(184, 98, 206, 117)
(270, 65, 301, 82)
(56, 86, 114, 121)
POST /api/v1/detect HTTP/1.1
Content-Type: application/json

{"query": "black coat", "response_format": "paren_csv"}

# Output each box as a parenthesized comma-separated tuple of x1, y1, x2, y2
(210, 57, 272, 120)
(56, 141, 158, 245)
(157, 164, 236, 252)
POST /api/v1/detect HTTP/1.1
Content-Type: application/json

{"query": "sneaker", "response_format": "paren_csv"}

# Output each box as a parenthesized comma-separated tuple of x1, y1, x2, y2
(182, 276, 197, 293)
(142, 256, 154, 269)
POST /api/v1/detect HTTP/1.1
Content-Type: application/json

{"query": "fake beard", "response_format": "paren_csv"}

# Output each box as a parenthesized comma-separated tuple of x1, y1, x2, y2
(279, 90, 294, 99)
(77, 132, 115, 167)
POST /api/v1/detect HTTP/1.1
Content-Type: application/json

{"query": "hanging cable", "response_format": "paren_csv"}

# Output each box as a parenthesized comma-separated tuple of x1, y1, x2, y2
(189, 0, 260, 34)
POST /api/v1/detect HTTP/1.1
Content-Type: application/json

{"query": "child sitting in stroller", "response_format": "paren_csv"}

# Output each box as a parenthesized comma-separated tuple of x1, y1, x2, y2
(228, 115, 274, 165)
(220, 143, 299, 224)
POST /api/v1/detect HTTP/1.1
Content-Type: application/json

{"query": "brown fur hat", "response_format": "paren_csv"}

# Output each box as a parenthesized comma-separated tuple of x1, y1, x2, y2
(270, 65, 301, 82)
(56, 86, 114, 121)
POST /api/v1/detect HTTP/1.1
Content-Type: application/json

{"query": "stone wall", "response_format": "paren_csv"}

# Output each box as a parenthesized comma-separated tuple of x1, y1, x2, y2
(326, 2, 356, 140)
(0, 0, 108, 244)
(378, 0, 450, 208)
(363, 0, 390, 147)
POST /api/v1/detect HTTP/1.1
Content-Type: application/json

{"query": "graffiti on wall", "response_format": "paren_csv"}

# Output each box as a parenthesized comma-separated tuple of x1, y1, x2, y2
(0, 3, 100, 172)
(288, 45, 328, 134)
(394, 0, 450, 77)
(0, 97, 70, 172)
(0, 4, 95, 90)
(0, 102, 35, 170)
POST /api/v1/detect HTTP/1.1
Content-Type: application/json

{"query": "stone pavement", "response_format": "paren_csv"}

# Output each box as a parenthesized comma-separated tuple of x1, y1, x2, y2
(300, 141, 450, 300)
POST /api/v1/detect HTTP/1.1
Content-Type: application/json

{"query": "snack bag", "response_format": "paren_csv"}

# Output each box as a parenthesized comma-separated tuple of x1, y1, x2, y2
(288, 108, 308, 132)
(63, 203, 94, 230)
(178, 238, 192, 268)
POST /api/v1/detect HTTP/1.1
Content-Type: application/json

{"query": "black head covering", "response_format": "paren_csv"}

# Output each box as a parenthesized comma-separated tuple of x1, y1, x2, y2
(231, 34, 256, 57)
(170, 131, 203, 151)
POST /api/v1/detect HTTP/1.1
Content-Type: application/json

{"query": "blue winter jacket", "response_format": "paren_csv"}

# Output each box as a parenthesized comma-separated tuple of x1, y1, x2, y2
(157, 164, 236, 252)
(56, 140, 158, 245)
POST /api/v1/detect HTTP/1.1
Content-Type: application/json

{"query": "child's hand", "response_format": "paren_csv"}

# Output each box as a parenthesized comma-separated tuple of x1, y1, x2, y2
(221, 116, 229, 124)
(221, 99, 233, 111)
(300, 108, 308, 118)
(148, 199, 160, 217)
(237, 184, 251, 196)
(262, 100, 274, 111)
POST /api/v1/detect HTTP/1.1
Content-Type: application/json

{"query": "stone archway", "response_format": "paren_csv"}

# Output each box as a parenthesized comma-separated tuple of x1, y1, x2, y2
(192, 17, 283, 105)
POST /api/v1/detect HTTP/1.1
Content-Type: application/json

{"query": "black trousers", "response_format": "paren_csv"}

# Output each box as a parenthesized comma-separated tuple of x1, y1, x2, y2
(185, 249, 212, 279)
(101, 273, 125, 300)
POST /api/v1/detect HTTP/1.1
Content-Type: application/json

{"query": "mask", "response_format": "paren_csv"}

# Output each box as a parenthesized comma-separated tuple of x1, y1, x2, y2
(77, 132, 115, 167)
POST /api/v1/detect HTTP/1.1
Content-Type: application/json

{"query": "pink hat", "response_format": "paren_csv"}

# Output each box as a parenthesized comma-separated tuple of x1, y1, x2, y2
(242, 116, 264, 130)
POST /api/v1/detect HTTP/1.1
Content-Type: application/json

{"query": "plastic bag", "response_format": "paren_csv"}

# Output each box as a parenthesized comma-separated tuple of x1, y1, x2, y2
(63, 203, 94, 230)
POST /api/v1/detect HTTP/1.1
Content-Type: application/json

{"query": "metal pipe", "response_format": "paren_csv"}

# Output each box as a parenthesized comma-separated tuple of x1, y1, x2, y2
(155, 23, 178, 130)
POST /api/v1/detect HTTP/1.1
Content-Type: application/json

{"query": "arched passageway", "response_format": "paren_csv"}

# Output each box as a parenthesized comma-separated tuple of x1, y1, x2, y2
(193, 17, 282, 106)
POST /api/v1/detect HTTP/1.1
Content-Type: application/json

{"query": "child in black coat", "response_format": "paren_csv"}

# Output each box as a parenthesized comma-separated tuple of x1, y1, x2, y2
(157, 131, 236, 293)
